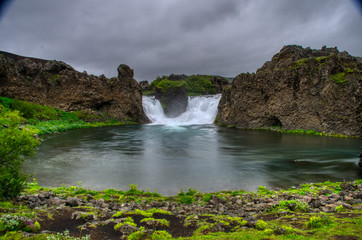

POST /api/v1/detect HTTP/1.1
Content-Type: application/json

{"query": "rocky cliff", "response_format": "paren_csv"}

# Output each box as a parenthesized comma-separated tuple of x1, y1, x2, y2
(0, 51, 148, 123)
(218, 45, 362, 137)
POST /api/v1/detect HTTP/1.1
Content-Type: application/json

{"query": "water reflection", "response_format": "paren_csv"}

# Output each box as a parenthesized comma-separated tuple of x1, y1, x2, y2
(25, 125, 361, 195)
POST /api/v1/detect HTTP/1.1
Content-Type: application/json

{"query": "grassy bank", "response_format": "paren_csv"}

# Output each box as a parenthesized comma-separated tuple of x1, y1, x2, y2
(215, 121, 356, 138)
(0, 97, 137, 135)
(0, 180, 361, 239)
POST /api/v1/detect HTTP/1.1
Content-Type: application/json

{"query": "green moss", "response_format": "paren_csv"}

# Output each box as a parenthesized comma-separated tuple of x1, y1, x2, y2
(128, 226, 147, 240)
(255, 220, 268, 230)
(290, 58, 310, 70)
(305, 214, 332, 228)
(114, 216, 137, 230)
(141, 217, 170, 227)
(150, 230, 173, 239)
(330, 72, 347, 85)
(315, 56, 329, 62)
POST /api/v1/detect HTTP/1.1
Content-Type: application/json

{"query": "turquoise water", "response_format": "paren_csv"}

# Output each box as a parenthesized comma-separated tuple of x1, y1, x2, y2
(26, 124, 361, 194)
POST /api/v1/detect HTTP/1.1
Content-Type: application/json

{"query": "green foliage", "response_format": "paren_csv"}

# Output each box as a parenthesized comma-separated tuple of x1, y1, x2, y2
(355, 179, 362, 184)
(257, 186, 271, 195)
(150, 74, 218, 95)
(156, 79, 186, 92)
(255, 220, 268, 230)
(273, 199, 309, 212)
(290, 58, 309, 70)
(124, 208, 171, 218)
(125, 184, 144, 195)
(0, 97, 136, 136)
(335, 205, 344, 213)
(0, 214, 40, 233)
(4, 98, 75, 121)
(185, 188, 198, 196)
(330, 72, 347, 85)
(127, 226, 146, 240)
(203, 193, 213, 202)
(179, 195, 194, 204)
(150, 230, 173, 239)
(346, 67, 354, 73)
(305, 214, 331, 228)
(114, 217, 137, 230)
(0, 97, 14, 109)
(184, 75, 216, 95)
(0, 105, 40, 199)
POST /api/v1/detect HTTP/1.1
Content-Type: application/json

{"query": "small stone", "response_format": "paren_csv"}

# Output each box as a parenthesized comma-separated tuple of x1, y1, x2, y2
(65, 197, 80, 207)
(302, 196, 312, 203)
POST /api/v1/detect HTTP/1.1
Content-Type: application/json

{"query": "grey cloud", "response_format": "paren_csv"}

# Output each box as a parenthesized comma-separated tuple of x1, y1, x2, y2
(0, 0, 361, 81)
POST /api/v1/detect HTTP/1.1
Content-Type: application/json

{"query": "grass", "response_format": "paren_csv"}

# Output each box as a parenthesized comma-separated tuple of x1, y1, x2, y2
(256, 126, 353, 138)
(0, 97, 137, 135)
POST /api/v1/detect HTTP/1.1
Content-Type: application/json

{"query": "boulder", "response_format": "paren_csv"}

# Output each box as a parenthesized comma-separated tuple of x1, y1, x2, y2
(155, 85, 188, 118)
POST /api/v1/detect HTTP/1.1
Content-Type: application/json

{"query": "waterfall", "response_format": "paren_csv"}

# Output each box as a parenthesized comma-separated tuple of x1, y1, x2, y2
(142, 94, 221, 125)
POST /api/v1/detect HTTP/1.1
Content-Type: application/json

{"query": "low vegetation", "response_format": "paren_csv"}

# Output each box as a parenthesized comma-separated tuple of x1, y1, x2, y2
(0, 180, 361, 239)
(148, 74, 219, 95)
(0, 97, 137, 135)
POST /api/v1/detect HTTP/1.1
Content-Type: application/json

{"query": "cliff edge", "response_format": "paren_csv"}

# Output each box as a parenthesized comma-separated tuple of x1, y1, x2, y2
(0, 51, 148, 123)
(218, 45, 362, 137)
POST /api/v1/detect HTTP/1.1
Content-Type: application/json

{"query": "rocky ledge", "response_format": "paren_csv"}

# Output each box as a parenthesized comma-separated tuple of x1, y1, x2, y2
(218, 45, 362, 137)
(7, 181, 362, 239)
(0, 51, 148, 123)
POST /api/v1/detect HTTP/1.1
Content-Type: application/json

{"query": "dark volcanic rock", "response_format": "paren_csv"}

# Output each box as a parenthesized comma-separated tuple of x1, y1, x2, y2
(210, 76, 230, 94)
(218, 45, 362, 137)
(139, 80, 150, 91)
(155, 85, 188, 118)
(0, 51, 148, 123)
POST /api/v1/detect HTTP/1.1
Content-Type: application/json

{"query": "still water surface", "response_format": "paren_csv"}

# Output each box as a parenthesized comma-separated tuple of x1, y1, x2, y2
(26, 124, 361, 194)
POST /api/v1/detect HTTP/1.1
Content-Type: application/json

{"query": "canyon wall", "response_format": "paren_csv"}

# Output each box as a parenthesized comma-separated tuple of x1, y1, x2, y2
(218, 45, 361, 137)
(0, 51, 148, 123)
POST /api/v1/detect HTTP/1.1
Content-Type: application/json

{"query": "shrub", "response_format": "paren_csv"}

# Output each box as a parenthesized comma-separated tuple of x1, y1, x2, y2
(179, 195, 194, 204)
(305, 214, 331, 228)
(125, 184, 144, 195)
(0, 105, 40, 199)
(255, 220, 268, 230)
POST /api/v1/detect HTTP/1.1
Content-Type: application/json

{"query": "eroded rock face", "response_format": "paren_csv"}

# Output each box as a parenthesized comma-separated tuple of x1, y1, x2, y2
(218, 45, 362, 137)
(0, 51, 148, 123)
(155, 85, 188, 118)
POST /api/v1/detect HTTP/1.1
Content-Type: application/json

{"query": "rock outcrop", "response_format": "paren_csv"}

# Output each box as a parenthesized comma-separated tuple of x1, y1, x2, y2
(0, 51, 148, 123)
(155, 85, 188, 118)
(218, 45, 362, 137)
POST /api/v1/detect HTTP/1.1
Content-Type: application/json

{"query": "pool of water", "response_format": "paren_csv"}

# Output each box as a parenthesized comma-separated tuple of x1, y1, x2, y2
(25, 124, 361, 195)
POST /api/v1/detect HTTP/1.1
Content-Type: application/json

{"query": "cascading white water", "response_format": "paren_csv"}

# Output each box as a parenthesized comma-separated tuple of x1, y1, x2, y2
(142, 94, 221, 125)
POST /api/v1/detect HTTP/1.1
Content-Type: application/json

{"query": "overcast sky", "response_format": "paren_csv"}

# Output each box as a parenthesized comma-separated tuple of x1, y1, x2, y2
(0, 0, 361, 81)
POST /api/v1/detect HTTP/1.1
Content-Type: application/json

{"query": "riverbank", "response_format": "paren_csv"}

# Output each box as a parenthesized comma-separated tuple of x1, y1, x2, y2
(0, 180, 361, 239)
(0, 97, 138, 136)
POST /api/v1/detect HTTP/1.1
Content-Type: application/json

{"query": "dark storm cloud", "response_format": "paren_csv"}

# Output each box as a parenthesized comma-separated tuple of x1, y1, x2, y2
(0, 0, 361, 81)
